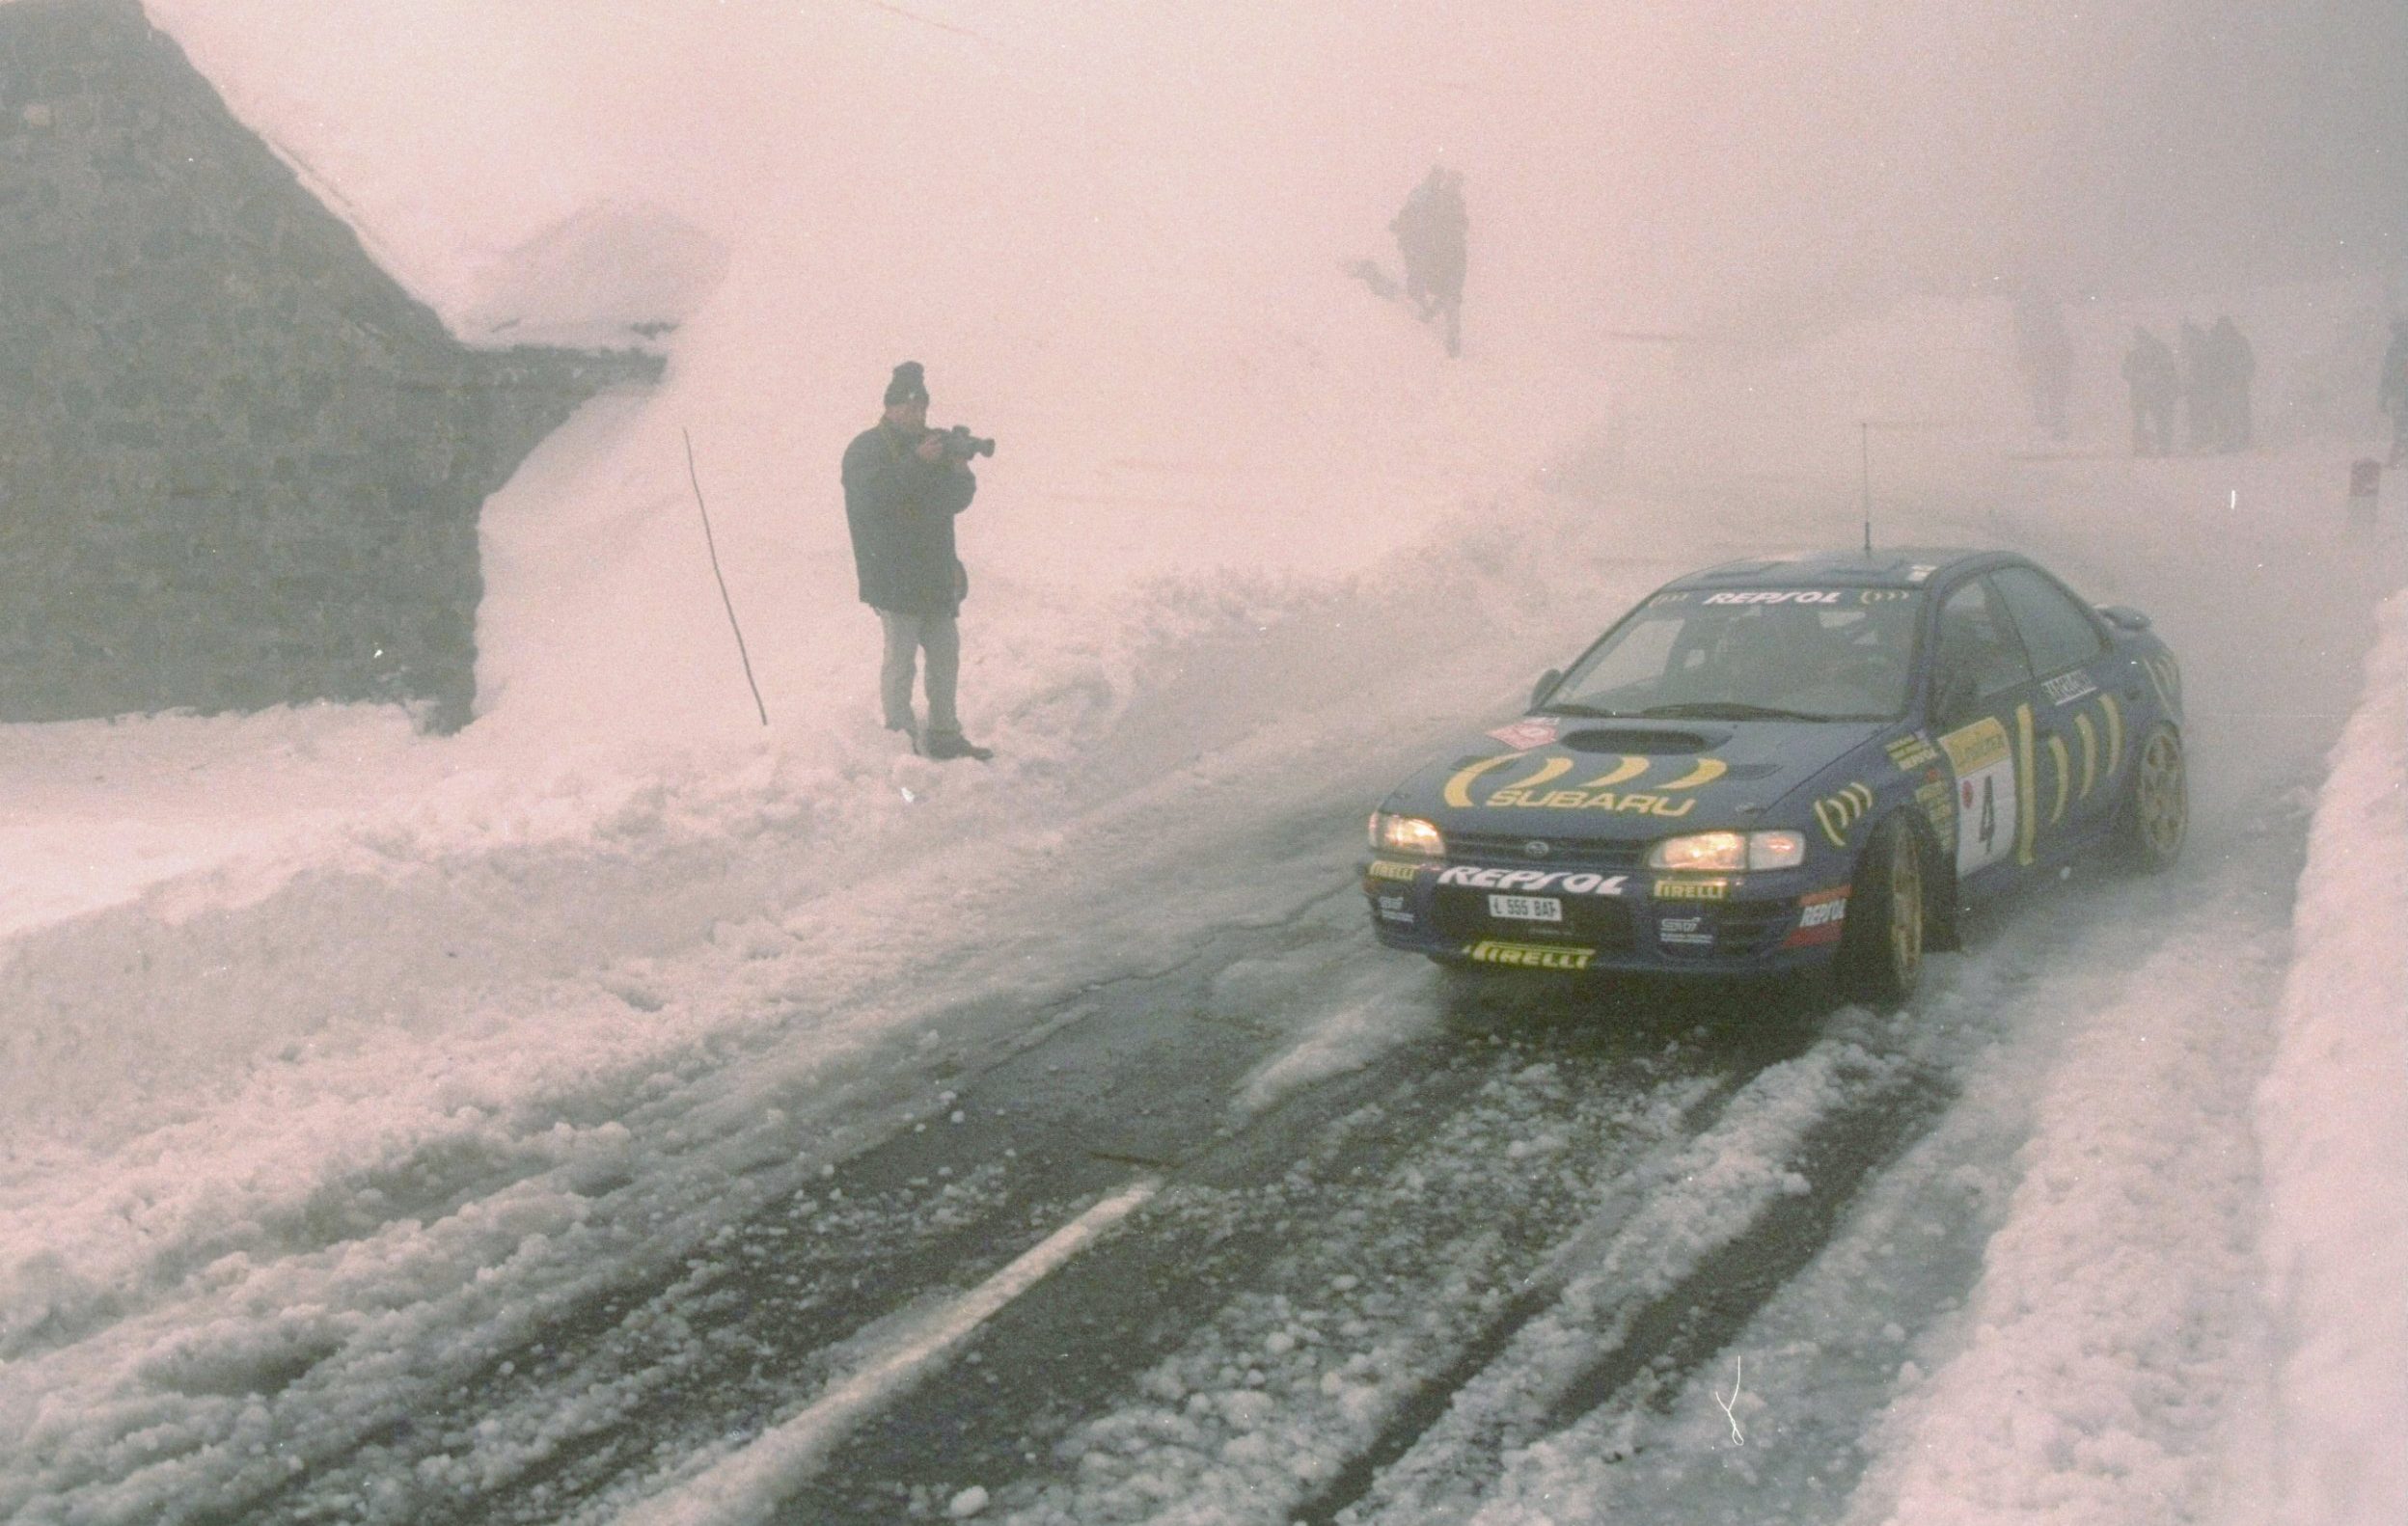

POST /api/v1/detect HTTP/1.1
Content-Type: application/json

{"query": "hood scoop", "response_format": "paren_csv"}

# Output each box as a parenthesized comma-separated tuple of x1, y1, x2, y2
(1716, 761, 1786, 780)
(1557, 727, 1718, 755)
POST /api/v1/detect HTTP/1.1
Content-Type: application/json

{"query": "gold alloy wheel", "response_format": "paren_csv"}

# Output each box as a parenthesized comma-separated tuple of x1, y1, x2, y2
(1886, 824, 1924, 992)
(2133, 728, 2188, 862)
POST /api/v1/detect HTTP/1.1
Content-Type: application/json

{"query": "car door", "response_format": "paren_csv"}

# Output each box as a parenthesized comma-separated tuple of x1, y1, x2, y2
(1988, 563, 2128, 847)
(1926, 572, 2039, 891)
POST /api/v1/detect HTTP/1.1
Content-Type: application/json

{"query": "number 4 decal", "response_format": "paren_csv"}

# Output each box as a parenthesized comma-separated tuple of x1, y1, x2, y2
(1939, 716, 2018, 875)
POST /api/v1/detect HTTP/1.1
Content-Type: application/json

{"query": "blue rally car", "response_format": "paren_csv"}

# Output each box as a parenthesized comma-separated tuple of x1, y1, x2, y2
(1363, 549, 2188, 1005)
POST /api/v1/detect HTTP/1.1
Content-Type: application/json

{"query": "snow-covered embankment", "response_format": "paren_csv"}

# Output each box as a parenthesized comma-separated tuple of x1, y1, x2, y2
(2253, 584, 2408, 1526)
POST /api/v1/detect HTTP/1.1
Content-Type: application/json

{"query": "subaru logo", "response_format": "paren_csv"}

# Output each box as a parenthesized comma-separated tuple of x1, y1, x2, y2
(1522, 839, 1552, 859)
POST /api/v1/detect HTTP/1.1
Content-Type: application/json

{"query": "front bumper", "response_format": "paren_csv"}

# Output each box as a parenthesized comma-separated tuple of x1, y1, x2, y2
(1361, 855, 1852, 975)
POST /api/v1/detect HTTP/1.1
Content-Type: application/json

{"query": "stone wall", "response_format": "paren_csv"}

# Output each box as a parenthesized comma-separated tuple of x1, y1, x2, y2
(0, 0, 661, 729)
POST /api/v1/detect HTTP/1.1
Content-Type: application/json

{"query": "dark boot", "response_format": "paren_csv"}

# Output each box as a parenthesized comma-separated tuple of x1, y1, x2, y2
(924, 730, 993, 762)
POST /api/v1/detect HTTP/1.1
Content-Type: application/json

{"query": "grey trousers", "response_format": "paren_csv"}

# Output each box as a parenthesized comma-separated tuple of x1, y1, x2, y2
(876, 608, 960, 736)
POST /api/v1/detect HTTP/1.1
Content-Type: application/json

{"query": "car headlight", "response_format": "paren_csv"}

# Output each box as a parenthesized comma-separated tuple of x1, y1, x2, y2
(1648, 829, 1807, 872)
(1369, 811, 1446, 858)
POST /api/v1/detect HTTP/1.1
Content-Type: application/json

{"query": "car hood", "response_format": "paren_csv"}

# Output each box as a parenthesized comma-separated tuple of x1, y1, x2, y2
(1384, 714, 1890, 837)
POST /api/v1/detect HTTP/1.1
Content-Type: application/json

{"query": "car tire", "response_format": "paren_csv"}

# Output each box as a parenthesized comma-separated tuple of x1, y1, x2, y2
(2116, 722, 2187, 873)
(1835, 815, 1926, 1009)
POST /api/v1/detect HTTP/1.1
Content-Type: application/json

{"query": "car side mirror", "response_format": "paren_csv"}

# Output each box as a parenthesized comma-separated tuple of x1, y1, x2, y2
(1530, 668, 1563, 708)
(1933, 668, 1980, 729)
(2096, 605, 2151, 632)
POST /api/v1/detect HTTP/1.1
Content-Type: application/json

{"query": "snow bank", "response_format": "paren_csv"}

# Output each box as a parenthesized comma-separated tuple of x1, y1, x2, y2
(1838, 575, 2406, 1526)
(1848, 894, 2285, 1526)
(2253, 586, 2408, 1526)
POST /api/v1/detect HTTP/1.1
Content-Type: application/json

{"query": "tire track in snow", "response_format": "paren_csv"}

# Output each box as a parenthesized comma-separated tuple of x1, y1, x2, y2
(764, 995, 1825, 1526)
(144, 876, 1473, 1526)
(1319, 1049, 1943, 1525)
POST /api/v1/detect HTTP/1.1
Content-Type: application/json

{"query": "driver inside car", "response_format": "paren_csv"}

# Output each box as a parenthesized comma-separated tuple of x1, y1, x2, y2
(1710, 606, 1835, 707)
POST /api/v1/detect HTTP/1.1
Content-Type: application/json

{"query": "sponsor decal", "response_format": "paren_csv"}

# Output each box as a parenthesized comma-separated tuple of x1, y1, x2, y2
(1487, 717, 1561, 749)
(1917, 775, 1956, 848)
(1484, 789, 1699, 816)
(1937, 717, 2009, 775)
(1812, 780, 1876, 848)
(1653, 878, 1730, 901)
(1702, 589, 1845, 605)
(1885, 731, 1940, 772)
(1649, 590, 1694, 605)
(1466, 940, 1597, 971)
(1657, 914, 1713, 947)
(1857, 589, 1914, 604)
(1437, 866, 1628, 896)
(1366, 858, 1422, 882)
(1449, 752, 1730, 814)
(1782, 886, 1851, 947)
(2041, 670, 2098, 706)
(1377, 894, 1414, 924)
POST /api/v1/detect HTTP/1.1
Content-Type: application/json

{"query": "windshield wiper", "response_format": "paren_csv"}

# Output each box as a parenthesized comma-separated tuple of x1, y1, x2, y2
(1637, 701, 1830, 722)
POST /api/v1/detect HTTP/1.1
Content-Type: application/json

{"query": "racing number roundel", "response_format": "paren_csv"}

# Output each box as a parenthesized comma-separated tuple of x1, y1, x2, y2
(1938, 717, 2017, 875)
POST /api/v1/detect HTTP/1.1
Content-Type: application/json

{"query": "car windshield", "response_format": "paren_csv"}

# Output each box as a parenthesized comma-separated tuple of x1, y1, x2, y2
(1542, 590, 1925, 722)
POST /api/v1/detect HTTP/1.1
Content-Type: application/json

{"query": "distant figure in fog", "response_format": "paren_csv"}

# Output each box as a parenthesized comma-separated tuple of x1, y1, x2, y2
(1391, 166, 1467, 357)
(2121, 327, 2180, 457)
(2179, 318, 2213, 452)
(2208, 315, 2255, 452)
(2381, 318, 2408, 466)
(2011, 286, 2073, 440)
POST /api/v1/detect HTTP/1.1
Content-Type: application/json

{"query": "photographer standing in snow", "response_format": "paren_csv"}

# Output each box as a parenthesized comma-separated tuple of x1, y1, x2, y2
(841, 361, 992, 761)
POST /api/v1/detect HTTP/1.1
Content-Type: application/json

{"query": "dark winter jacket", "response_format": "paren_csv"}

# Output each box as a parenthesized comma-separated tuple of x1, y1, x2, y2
(841, 422, 978, 617)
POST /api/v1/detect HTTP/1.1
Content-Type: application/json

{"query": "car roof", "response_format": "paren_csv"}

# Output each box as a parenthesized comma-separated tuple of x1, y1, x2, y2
(1658, 547, 2002, 592)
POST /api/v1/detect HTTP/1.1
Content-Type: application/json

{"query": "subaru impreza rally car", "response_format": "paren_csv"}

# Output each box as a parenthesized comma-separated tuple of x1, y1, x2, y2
(1363, 549, 2188, 1005)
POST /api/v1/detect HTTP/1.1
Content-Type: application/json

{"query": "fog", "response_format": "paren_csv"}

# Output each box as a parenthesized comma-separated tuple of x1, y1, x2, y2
(119, 0, 2398, 752)
(154, 1, 2408, 322)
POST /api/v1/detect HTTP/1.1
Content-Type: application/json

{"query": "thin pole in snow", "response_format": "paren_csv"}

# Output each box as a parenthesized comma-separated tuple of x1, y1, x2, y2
(1861, 421, 1874, 558)
(683, 427, 770, 727)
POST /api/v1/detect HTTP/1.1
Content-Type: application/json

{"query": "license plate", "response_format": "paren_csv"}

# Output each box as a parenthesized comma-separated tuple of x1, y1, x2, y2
(1488, 893, 1563, 922)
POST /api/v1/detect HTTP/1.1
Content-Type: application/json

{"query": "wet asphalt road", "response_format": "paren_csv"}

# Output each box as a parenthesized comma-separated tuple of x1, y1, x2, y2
(195, 816, 1954, 1526)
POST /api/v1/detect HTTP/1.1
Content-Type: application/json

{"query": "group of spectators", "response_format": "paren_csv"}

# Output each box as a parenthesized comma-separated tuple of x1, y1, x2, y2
(2123, 313, 2408, 463)
(2120, 316, 2257, 458)
(2016, 286, 2269, 460)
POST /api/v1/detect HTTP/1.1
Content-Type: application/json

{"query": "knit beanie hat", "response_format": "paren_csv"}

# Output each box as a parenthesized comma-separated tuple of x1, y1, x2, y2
(884, 361, 929, 406)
